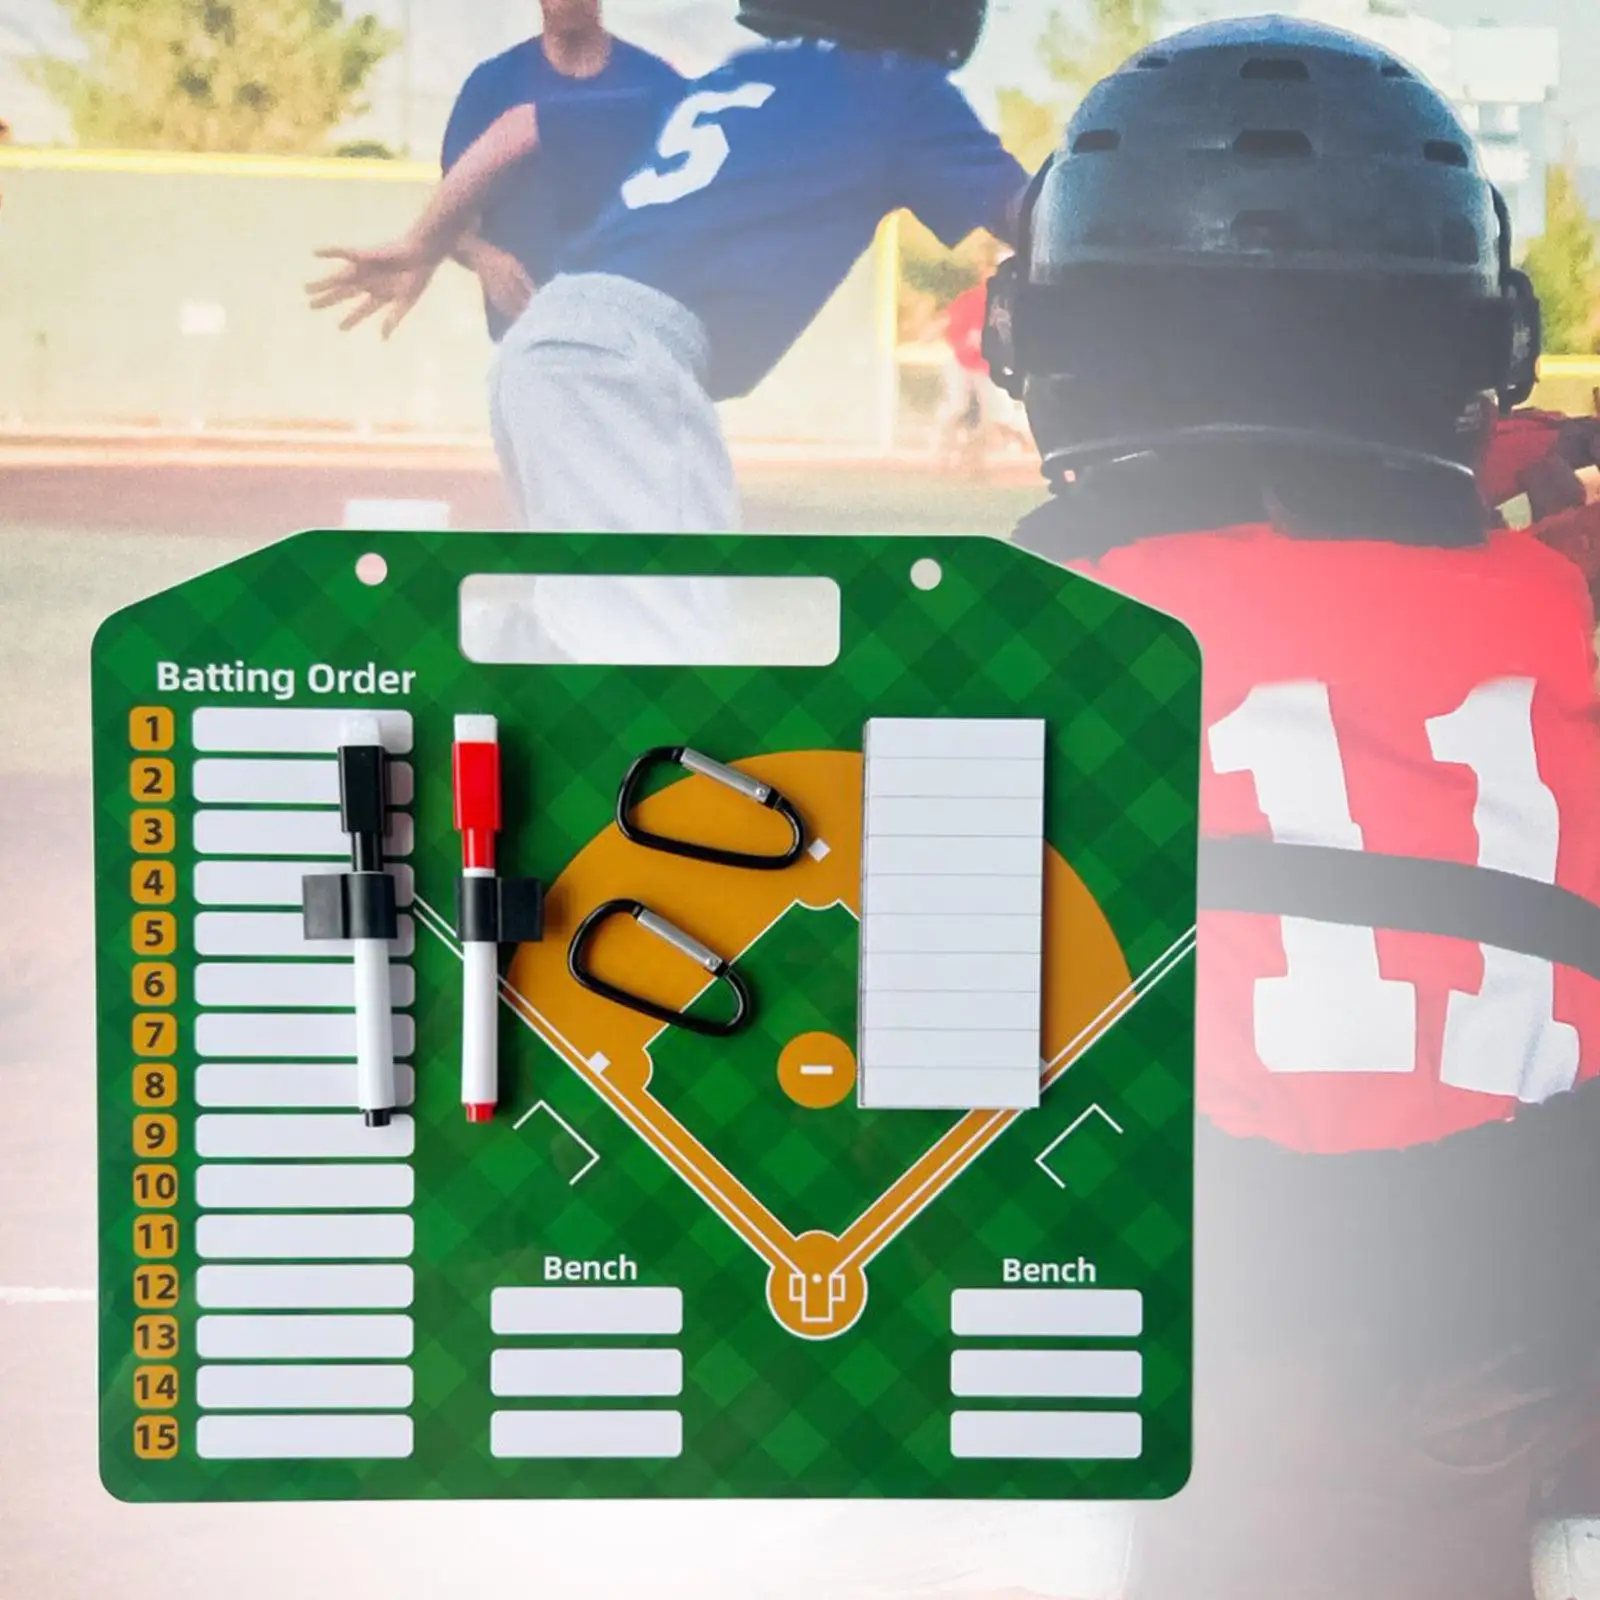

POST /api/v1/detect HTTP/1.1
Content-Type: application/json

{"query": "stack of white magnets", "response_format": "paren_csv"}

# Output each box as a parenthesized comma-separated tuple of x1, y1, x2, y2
(857, 717, 1047, 1112)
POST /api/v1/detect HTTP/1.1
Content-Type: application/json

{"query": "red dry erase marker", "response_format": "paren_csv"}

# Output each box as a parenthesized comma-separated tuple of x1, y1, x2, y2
(453, 715, 502, 1123)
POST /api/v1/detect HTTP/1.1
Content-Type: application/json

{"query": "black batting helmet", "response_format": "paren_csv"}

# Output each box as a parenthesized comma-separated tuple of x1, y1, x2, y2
(986, 16, 1541, 482)
(736, 0, 989, 70)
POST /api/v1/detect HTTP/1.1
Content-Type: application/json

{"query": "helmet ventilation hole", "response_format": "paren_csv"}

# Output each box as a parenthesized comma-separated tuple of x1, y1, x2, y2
(1380, 60, 1413, 78)
(1135, 54, 1170, 69)
(1233, 129, 1314, 159)
(1424, 140, 1470, 168)
(1240, 57, 1310, 81)
(1072, 129, 1122, 154)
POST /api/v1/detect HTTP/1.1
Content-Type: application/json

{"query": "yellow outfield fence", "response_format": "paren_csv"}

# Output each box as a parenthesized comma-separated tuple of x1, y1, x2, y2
(1533, 357, 1600, 418)
(0, 147, 901, 452)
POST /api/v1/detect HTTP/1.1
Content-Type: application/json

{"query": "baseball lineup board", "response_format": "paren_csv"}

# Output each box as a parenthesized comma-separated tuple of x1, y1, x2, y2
(92, 532, 1200, 1503)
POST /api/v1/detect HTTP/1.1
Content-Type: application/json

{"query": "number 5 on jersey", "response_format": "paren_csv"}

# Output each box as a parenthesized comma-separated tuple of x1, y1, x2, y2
(622, 84, 777, 210)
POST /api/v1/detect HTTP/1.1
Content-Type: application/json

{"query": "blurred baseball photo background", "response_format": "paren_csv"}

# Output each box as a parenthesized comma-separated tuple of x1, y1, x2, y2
(2, 0, 1599, 1595)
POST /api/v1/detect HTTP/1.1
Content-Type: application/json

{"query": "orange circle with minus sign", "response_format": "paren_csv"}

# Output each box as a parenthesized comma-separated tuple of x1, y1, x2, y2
(778, 1032, 858, 1109)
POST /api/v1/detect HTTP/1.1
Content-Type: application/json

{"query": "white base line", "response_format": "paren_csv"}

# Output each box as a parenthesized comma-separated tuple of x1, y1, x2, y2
(1044, 927, 1196, 1081)
(0, 1287, 94, 1305)
(512, 1099, 601, 1186)
(1035, 1105, 1127, 1192)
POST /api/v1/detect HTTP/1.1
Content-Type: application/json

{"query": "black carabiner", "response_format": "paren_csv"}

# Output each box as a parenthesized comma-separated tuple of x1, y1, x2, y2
(617, 746, 806, 872)
(567, 898, 754, 1039)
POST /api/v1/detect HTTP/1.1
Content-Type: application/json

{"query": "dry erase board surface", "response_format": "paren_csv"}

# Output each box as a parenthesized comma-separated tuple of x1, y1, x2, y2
(91, 532, 1200, 1503)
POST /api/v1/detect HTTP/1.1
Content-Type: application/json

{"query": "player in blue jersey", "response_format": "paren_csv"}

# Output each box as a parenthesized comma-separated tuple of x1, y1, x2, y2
(441, 1, 683, 342)
(311, 0, 681, 343)
(310, 0, 1026, 532)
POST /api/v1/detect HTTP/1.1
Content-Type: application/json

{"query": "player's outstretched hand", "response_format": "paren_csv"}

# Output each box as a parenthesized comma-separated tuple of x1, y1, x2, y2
(307, 243, 440, 339)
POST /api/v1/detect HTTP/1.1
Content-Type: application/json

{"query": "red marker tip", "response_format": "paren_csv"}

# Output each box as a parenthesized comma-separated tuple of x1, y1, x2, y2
(466, 1104, 495, 1124)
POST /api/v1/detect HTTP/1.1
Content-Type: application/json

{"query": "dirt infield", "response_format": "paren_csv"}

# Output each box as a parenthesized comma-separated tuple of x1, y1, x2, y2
(0, 434, 1046, 539)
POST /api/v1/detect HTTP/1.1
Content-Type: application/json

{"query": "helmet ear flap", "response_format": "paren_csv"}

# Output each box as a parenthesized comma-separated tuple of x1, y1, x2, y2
(984, 257, 1024, 399)
(1501, 268, 1541, 413)
(1489, 185, 1541, 412)
(985, 158, 1054, 400)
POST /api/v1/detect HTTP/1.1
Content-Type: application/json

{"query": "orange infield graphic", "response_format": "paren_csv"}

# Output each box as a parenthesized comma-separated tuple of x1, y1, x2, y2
(503, 751, 1133, 1340)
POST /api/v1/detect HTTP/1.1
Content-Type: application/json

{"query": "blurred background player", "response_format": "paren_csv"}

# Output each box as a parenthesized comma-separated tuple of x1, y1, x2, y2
(309, 0, 1026, 532)
(440, 0, 683, 342)
(310, 0, 682, 339)
(932, 240, 999, 472)
(1483, 404, 1600, 526)
(929, 238, 1030, 477)
(990, 19, 1600, 1600)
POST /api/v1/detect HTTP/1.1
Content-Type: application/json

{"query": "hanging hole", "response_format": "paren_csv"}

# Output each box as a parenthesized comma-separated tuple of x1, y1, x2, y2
(911, 558, 944, 593)
(355, 553, 388, 587)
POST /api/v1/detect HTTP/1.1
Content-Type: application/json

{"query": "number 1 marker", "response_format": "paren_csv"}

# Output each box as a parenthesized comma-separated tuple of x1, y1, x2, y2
(454, 716, 502, 1123)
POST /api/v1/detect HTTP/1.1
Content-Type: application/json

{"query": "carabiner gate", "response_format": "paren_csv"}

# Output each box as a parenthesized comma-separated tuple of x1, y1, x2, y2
(567, 898, 753, 1039)
(617, 746, 806, 871)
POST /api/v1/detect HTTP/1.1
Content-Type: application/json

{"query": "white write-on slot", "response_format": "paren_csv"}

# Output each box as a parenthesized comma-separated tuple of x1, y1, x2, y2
(858, 717, 1047, 1112)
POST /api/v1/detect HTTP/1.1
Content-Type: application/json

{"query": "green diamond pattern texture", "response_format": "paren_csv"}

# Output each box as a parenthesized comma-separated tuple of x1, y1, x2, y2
(93, 531, 1199, 1503)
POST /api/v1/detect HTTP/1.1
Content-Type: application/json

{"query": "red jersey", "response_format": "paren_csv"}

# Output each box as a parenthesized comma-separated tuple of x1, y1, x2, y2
(1084, 525, 1600, 1153)
(944, 285, 990, 374)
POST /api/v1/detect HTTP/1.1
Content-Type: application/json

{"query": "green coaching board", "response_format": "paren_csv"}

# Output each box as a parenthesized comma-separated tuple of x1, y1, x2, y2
(92, 531, 1200, 1503)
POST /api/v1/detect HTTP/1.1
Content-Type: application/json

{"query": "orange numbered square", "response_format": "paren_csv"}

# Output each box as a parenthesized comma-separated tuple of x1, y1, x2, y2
(133, 1215, 179, 1260)
(133, 1365, 180, 1411)
(133, 1064, 177, 1109)
(133, 1314, 179, 1359)
(131, 810, 176, 855)
(132, 1264, 180, 1309)
(131, 913, 177, 956)
(133, 1164, 178, 1209)
(129, 707, 175, 753)
(133, 1113, 178, 1160)
(131, 860, 177, 906)
(133, 1013, 177, 1058)
(133, 1416, 179, 1460)
(130, 758, 176, 803)
(132, 963, 177, 1007)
